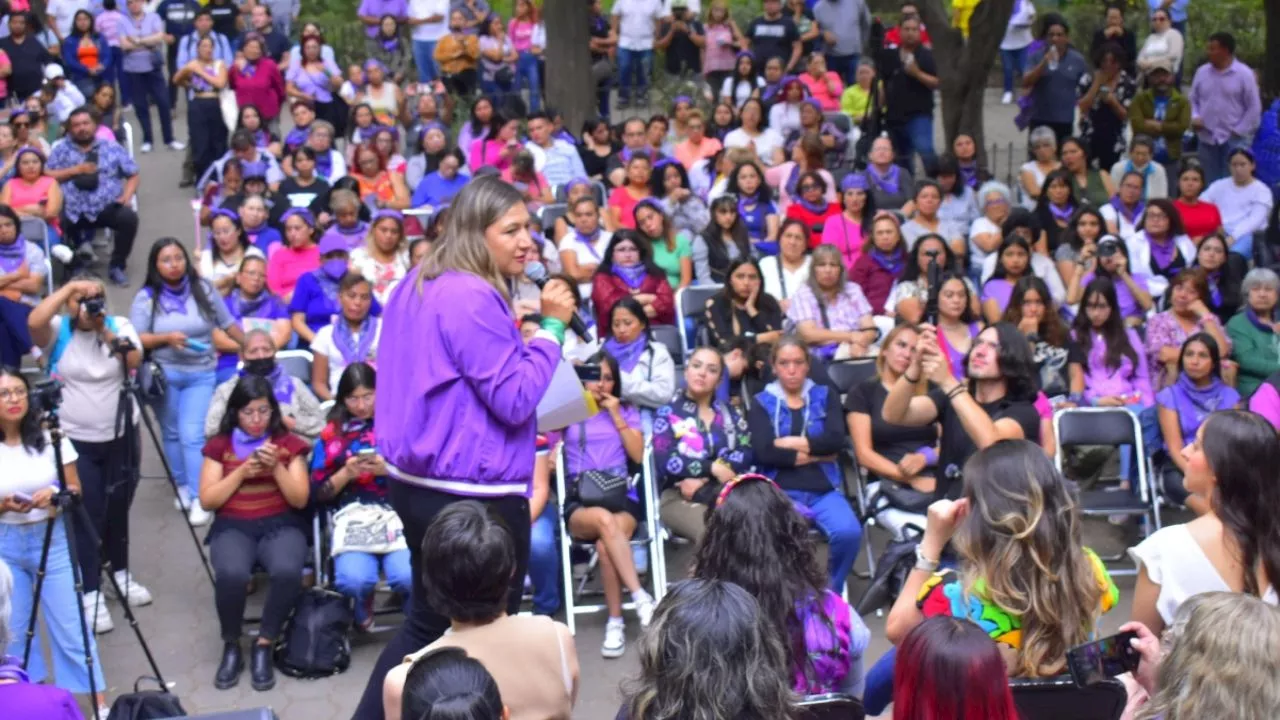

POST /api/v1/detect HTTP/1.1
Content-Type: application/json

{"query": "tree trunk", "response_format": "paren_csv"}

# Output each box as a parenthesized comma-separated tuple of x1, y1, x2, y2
(918, 0, 1015, 161)
(1266, 0, 1280, 99)
(544, 0, 596, 133)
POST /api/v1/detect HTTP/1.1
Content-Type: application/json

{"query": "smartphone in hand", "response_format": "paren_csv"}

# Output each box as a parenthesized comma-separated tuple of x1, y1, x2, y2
(1066, 631, 1141, 687)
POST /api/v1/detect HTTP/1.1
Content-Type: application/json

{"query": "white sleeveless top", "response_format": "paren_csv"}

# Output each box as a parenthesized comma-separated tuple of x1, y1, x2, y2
(1129, 524, 1278, 625)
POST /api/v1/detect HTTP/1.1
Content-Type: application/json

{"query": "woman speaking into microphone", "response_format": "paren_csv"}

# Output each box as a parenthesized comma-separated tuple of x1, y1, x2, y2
(353, 175, 577, 719)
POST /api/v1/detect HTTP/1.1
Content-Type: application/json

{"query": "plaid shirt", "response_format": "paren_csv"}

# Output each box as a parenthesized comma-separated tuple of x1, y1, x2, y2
(47, 137, 138, 223)
(786, 281, 872, 333)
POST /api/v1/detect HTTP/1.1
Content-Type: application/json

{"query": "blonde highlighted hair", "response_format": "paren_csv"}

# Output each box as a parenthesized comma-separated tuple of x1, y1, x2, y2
(416, 175, 526, 301)
(1137, 592, 1280, 720)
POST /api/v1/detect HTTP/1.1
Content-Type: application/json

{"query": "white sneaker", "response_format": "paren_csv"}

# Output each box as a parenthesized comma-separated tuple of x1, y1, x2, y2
(188, 500, 212, 527)
(601, 618, 626, 658)
(82, 591, 114, 634)
(1001, 91, 1013, 105)
(634, 593, 655, 629)
(173, 487, 192, 511)
(167, 140, 186, 151)
(139, 142, 153, 153)
(111, 569, 153, 607)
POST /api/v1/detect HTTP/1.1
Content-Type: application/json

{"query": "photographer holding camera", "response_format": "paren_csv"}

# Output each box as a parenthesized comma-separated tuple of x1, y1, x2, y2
(0, 368, 106, 710)
(28, 277, 150, 635)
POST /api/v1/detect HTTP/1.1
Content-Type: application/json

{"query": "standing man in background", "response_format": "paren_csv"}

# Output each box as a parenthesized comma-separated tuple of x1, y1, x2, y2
(748, 0, 800, 75)
(265, 0, 299, 38)
(814, 0, 871, 85)
(1189, 32, 1261, 185)
(879, 15, 938, 173)
(610, 0, 664, 110)
(205, 0, 241, 41)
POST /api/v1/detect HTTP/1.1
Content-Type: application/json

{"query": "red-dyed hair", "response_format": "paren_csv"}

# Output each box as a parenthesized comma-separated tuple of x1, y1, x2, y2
(893, 617, 1020, 720)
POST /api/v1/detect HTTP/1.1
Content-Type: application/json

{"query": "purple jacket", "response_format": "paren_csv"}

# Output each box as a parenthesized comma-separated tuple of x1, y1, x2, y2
(376, 270, 561, 497)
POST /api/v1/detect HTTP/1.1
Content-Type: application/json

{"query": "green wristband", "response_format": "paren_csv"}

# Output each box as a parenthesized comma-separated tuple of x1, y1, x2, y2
(539, 317, 567, 345)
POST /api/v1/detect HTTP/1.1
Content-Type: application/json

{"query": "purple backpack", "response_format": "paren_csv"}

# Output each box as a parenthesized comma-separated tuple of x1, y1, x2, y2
(792, 590, 854, 695)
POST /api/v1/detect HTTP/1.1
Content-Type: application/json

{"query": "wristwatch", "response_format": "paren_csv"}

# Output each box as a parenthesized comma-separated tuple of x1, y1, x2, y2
(913, 544, 940, 573)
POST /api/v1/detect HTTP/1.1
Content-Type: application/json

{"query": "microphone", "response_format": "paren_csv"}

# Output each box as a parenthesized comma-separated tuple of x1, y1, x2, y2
(525, 261, 592, 342)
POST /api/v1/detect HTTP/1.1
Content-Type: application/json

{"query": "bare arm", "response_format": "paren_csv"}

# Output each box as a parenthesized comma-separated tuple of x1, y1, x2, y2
(311, 352, 332, 401)
(1129, 567, 1166, 637)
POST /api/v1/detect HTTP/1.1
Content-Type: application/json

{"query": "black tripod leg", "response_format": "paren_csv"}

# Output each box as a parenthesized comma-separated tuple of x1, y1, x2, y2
(70, 497, 169, 690)
(58, 506, 102, 720)
(130, 390, 216, 587)
(22, 516, 56, 668)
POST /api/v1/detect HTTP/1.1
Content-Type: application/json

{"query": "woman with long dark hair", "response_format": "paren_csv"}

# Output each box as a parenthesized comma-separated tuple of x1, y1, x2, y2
(1144, 268, 1232, 392)
(1004, 275, 1081, 403)
(130, 238, 244, 526)
(590, 231, 676, 330)
(981, 234, 1033, 324)
(893, 617, 1021, 720)
(1129, 198, 1195, 288)
(1130, 409, 1279, 635)
(1032, 168, 1080, 255)
(726, 160, 779, 253)
(652, 158, 709, 237)
(0, 367, 106, 706)
(286, 34, 344, 138)
(821, 173, 874, 272)
(885, 234, 969, 324)
(703, 257, 783, 349)
(633, 199, 692, 291)
(1055, 207, 1106, 292)
(693, 195, 752, 284)
(199, 374, 310, 691)
(695, 475, 870, 694)
(1067, 235, 1154, 325)
(1193, 232, 1246, 324)
(597, 296, 677, 411)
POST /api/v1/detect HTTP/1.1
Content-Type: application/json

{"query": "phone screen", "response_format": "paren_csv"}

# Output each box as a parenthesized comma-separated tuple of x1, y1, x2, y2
(1066, 631, 1140, 687)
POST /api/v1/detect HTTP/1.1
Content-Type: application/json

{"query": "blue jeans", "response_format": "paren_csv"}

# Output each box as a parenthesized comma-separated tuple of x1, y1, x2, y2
(516, 51, 542, 112)
(333, 548, 413, 624)
(126, 66, 174, 145)
(1114, 401, 1146, 484)
(158, 365, 217, 498)
(826, 53, 859, 85)
(1001, 47, 1028, 93)
(889, 113, 937, 175)
(412, 40, 438, 84)
(528, 501, 561, 615)
(617, 48, 652, 103)
(784, 489, 862, 592)
(863, 647, 896, 715)
(1197, 136, 1250, 186)
(0, 519, 106, 693)
(109, 47, 127, 106)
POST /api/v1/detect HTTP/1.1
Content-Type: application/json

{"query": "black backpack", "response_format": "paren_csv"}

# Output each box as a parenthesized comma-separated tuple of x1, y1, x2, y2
(106, 677, 186, 719)
(274, 587, 353, 679)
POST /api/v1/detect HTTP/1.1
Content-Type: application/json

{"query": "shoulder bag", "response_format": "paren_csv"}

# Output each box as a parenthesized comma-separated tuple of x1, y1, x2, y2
(571, 421, 630, 513)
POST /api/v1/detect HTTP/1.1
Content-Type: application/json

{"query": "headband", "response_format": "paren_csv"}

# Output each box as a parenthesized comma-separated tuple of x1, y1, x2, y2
(363, 58, 387, 73)
(14, 145, 44, 163)
(372, 209, 404, 223)
(209, 208, 240, 223)
(715, 473, 779, 508)
(279, 208, 316, 226)
(840, 173, 868, 191)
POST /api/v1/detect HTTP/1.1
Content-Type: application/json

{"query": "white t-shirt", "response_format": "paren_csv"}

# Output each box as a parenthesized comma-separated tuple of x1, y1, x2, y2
(759, 255, 810, 302)
(558, 230, 612, 299)
(199, 246, 265, 291)
(967, 216, 1003, 272)
(720, 75, 764, 109)
(0, 435, 78, 525)
(1099, 203, 1143, 241)
(46, 0, 90, 38)
(48, 316, 142, 443)
(409, 0, 450, 41)
(723, 127, 784, 166)
(611, 0, 663, 51)
(1129, 524, 1278, 627)
(310, 320, 383, 396)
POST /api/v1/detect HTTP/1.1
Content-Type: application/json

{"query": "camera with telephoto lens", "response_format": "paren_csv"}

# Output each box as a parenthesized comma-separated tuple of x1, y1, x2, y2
(30, 378, 63, 415)
(924, 249, 942, 327)
(82, 295, 106, 318)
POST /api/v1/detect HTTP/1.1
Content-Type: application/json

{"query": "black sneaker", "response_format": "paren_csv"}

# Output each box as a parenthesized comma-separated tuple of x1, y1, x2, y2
(250, 643, 275, 691)
(214, 641, 243, 689)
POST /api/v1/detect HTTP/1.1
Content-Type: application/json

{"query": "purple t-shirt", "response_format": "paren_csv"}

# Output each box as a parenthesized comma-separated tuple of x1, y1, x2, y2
(358, 0, 409, 37)
(120, 11, 165, 73)
(549, 407, 641, 502)
(1081, 271, 1152, 320)
(0, 681, 82, 720)
(980, 278, 1015, 315)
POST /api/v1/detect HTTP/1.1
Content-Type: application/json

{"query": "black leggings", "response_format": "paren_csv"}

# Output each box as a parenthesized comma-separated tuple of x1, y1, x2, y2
(208, 523, 307, 642)
(71, 435, 141, 593)
(351, 483, 531, 720)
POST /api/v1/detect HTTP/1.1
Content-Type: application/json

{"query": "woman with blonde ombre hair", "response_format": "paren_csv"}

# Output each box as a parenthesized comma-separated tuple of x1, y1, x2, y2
(885, 440, 1118, 677)
(1122, 592, 1280, 720)
(350, 210, 410, 304)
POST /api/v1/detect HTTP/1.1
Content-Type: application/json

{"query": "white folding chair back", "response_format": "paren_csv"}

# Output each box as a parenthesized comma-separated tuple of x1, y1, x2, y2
(555, 441, 665, 635)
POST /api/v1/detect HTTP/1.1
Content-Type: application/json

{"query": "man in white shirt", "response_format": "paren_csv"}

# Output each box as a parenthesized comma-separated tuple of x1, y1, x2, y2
(610, 0, 665, 108)
(525, 111, 587, 187)
(45, 0, 89, 43)
(408, 0, 449, 84)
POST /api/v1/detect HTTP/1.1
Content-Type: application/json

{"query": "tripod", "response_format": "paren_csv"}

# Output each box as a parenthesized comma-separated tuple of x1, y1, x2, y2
(22, 405, 167, 720)
(113, 347, 215, 587)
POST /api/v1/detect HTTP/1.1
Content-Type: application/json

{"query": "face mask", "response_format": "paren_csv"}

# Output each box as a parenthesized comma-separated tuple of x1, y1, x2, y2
(243, 357, 276, 377)
(322, 258, 348, 279)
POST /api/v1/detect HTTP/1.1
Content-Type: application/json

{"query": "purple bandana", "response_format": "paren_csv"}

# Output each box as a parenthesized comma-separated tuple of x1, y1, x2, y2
(576, 230, 602, 260)
(158, 277, 191, 314)
(866, 164, 900, 195)
(793, 193, 831, 215)
(958, 162, 980, 189)
(333, 315, 378, 365)
(242, 364, 295, 405)
(0, 656, 30, 683)
(870, 247, 906, 275)
(0, 238, 26, 273)
(603, 334, 649, 372)
(1110, 196, 1145, 226)
(226, 289, 272, 319)
(1246, 307, 1276, 333)
(1149, 235, 1177, 270)
(231, 428, 268, 460)
(284, 124, 311, 152)
(1166, 372, 1236, 430)
(614, 262, 648, 290)
(1203, 268, 1223, 307)
(1048, 202, 1076, 224)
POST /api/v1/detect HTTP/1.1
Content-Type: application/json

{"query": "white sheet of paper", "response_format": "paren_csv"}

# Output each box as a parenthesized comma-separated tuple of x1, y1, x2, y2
(537, 360, 594, 432)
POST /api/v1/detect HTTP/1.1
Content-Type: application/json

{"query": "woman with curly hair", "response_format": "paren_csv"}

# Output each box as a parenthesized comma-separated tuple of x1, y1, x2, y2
(694, 474, 870, 695)
(619, 579, 797, 720)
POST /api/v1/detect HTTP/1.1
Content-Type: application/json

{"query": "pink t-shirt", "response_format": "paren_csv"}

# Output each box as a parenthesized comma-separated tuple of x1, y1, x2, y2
(0, 50, 8, 99)
(820, 214, 864, 271)
(267, 245, 321, 300)
(799, 72, 845, 112)
(7, 176, 60, 233)
(703, 24, 736, 73)
(607, 186, 649, 230)
(95, 11, 126, 47)
(508, 21, 536, 53)
(468, 138, 514, 172)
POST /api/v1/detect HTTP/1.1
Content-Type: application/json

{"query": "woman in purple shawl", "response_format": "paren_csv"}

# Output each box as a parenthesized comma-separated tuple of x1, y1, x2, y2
(1155, 333, 1240, 513)
(310, 273, 380, 402)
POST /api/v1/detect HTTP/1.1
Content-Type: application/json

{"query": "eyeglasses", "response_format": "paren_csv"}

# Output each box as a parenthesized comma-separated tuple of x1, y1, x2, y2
(0, 388, 28, 401)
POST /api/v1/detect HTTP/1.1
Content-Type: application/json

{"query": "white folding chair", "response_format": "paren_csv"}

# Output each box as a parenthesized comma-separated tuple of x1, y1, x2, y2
(555, 441, 665, 635)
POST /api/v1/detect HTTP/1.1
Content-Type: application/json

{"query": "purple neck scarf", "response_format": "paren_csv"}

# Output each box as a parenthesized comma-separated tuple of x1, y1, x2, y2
(252, 129, 271, 148)
(314, 149, 334, 178)
(242, 364, 295, 404)
(0, 238, 26, 273)
(1246, 307, 1275, 333)
(603, 335, 649, 373)
(284, 124, 311, 151)
(1111, 196, 1145, 226)
(226, 289, 274, 319)
(333, 315, 378, 365)
(380, 35, 398, 51)
(1149, 234, 1177, 269)
(0, 656, 30, 683)
(958, 162, 980, 189)
(1167, 372, 1236, 429)
(784, 163, 802, 198)
(1203, 268, 1223, 307)
(866, 164, 900, 195)
(1048, 202, 1075, 224)
(614, 262, 647, 290)
(230, 428, 269, 460)
(870, 247, 906, 276)
(793, 193, 830, 215)
(158, 278, 191, 314)
(576, 229, 602, 260)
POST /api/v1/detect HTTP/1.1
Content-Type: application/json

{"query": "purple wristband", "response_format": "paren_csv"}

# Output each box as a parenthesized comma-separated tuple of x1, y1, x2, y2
(917, 446, 938, 466)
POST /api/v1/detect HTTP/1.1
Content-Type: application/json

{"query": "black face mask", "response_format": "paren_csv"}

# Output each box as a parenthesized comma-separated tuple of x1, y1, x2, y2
(243, 357, 276, 377)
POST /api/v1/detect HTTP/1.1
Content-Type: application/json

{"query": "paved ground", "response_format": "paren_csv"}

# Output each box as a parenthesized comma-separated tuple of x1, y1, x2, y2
(67, 89, 1141, 720)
